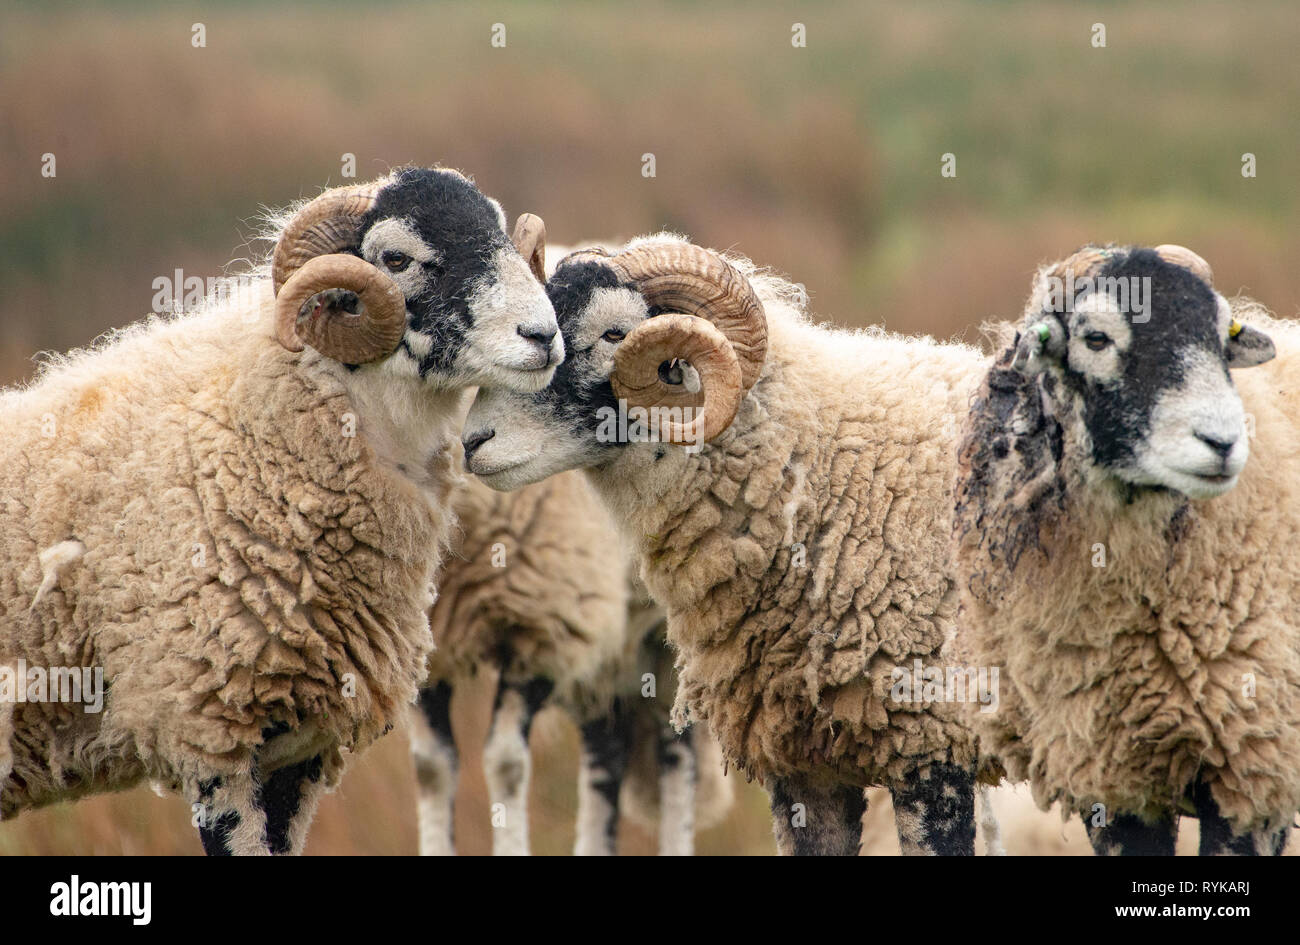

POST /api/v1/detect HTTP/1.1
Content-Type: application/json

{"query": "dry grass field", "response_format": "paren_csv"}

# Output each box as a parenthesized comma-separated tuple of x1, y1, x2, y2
(1, 0, 1297, 854)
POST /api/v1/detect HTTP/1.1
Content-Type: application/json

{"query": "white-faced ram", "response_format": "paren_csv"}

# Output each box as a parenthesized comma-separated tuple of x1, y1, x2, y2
(461, 234, 994, 855)
(0, 167, 560, 854)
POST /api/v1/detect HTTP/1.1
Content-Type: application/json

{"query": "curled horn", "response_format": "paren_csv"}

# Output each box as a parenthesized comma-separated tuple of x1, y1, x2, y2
(607, 244, 767, 445)
(1154, 244, 1213, 285)
(609, 244, 767, 391)
(511, 213, 547, 282)
(271, 183, 406, 364)
(614, 315, 742, 445)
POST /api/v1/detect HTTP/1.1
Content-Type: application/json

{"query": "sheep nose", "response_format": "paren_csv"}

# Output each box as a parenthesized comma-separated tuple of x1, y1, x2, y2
(518, 324, 557, 351)
(520, 327, 556, 348)
(1196, 432, 1237, 459)
(462, 428, 495, 464)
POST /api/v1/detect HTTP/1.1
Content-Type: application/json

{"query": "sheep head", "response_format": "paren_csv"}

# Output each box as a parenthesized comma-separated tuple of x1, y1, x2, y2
(271, 168, 562, 391)
(1004, 243, 1275, 500)
(461, 237, 767, 490)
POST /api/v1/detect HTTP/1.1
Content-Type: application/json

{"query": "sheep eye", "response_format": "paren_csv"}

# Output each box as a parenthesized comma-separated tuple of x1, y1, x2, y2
(601, 329, 625, 343)
(1083, 331, 1111, 351)
(382, 251, 412, 273)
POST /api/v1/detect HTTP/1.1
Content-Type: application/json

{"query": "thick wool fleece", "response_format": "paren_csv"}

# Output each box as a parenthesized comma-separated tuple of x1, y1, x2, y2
(953, 310, 1300, 834)
(592, 261, 989, 788)
(425, 470, 629, 714)
(0, 286, 458, 818)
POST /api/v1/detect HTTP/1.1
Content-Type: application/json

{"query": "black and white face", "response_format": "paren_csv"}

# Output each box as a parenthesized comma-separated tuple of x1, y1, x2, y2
(462, 257, 655, 489)
(1017, 248, 1275, 499)
(356, 167, 562, 391)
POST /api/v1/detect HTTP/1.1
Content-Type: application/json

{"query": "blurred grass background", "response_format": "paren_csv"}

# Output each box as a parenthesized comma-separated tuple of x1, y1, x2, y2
(0, 0, 1297, 854)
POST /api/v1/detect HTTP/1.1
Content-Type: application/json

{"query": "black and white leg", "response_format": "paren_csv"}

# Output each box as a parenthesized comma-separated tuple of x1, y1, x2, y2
(191, 769, 269, 856)
(656, 720, 698, 856)
(259, 753, 326, 855)
(890, 762, 976, 855)
(190, 746, 328, 856)
(483, 673, 553, 856)
(1190, 779, 1288, 856)
(410, 681, 459, 856)
(1084, 805, 1177, 856)
(574, 699, 633, 855)
(767, 774, 866, 856)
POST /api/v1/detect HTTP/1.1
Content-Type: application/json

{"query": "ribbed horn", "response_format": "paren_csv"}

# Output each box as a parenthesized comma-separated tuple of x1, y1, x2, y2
(607, 243, 767, 392)
(612, 314, 743, 445)
(274, 255, 407, 364)
(270, 183, 407, 364)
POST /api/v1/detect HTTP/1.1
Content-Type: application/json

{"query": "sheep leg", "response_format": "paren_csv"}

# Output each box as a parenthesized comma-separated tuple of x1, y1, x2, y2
(410, 681, 458, 856)
(1189, 779, 1288, 856)
(1083, 807, 1176, 855)
(0, 699, 14, 795)
(656, 720, 698, 856)
(767, 775, 865, 855)
(574, 698, 632, 856)
(483, 673, 553, 856)
(191, 771, 270, 856)
(977, 784, 1006, 856)
(890, 762, 976, 855)
(258, 753, 326, 855)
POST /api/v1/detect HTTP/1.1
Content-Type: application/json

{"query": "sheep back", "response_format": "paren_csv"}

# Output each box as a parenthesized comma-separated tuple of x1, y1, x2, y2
(425, 471, 629, 713)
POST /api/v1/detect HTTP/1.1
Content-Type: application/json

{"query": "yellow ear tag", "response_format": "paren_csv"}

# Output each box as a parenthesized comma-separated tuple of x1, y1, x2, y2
(1228, 318, 1243, 338)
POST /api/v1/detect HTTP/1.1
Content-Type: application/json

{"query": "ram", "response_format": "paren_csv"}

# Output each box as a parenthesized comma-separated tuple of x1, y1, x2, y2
(951, 245, 1298, 855)
(460, 234, 998, 854)
(409, 464, 732, 856)
(0, 167, 560, 855)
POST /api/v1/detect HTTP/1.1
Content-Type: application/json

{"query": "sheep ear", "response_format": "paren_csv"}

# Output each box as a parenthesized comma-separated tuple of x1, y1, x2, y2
(1011, 319, 1064, 375)
(1226, 322, 1275, 368)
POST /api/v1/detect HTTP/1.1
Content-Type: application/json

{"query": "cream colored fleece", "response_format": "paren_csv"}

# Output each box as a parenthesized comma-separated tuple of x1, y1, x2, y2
(590, 258, 989, 788)
(0, 286, 457, 817)
(425, 470, 629, 714)
(953, 310, 1300, 834)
